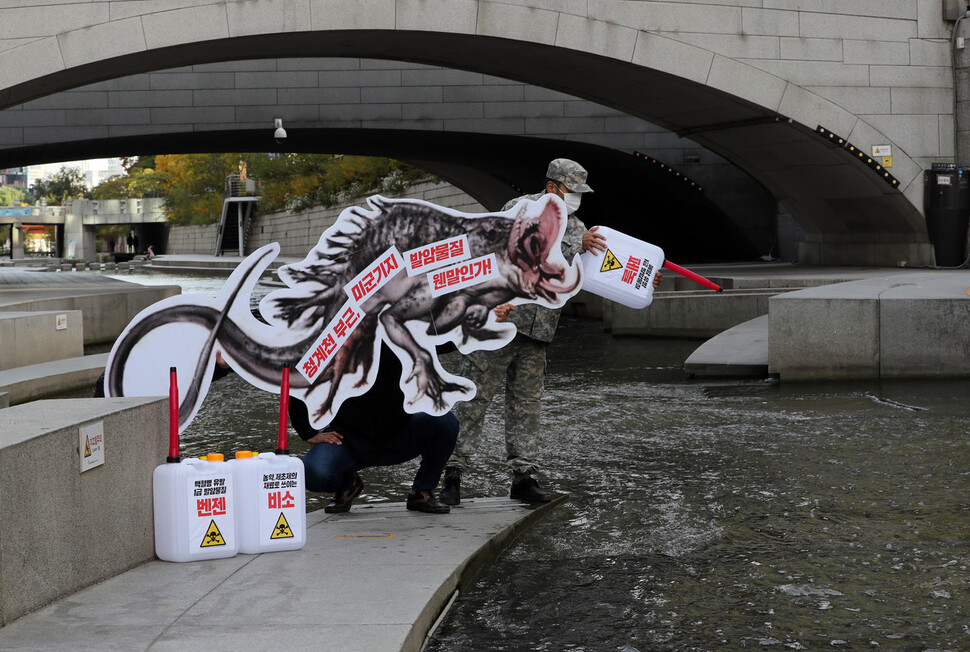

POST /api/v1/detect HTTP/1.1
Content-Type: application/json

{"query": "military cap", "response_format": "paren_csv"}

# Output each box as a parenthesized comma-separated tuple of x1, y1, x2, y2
(546, 158, 593, 193)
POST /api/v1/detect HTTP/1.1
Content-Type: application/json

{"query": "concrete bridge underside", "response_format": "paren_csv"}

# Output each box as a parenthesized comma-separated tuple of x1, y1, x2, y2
(0, 1, 956, 265)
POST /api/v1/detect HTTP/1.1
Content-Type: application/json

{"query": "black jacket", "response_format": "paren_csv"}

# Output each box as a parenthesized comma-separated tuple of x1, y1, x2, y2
(289, 344, 413, 464)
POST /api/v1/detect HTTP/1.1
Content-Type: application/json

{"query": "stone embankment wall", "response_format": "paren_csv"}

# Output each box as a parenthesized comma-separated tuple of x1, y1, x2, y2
(168, 180, 485, 257)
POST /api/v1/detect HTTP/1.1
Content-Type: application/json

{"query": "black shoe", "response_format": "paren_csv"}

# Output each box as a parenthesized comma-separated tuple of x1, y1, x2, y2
(439, 466, 461, 505)
(325, 474, 364, 513)
(510, 472, 552, 503)
(406, 489, 451, 514)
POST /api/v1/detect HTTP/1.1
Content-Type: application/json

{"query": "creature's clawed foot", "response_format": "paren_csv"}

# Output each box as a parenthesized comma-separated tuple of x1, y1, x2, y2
(461, 325, 505, 345)
(464, 304, 488, 329)
(406, 356, 470, 410)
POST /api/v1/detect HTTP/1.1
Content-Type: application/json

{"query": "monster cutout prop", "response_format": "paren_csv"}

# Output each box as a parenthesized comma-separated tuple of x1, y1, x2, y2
(105, 194, 583, 432)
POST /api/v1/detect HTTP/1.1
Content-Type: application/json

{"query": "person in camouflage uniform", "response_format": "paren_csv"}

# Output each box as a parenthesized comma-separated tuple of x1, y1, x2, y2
(441, 159, 608, 504)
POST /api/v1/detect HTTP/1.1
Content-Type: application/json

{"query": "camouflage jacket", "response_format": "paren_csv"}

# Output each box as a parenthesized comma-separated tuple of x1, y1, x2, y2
(501, 192, 587, 342)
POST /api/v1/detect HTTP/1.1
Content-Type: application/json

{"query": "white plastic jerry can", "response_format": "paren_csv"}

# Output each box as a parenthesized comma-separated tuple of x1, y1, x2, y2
(153, 454, 238, 562)
(229, 451, 306, 554)
(579, 226, 664, 309)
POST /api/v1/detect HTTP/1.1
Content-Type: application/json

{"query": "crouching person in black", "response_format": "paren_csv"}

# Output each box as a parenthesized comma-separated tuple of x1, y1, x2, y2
(289, 343, 458, 514)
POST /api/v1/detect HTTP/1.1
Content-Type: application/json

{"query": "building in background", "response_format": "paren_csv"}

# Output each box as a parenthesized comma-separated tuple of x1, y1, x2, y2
(0, 168, 26, 188)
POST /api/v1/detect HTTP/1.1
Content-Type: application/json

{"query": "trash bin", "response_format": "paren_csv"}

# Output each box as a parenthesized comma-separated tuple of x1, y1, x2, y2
(923, 167, 970, 267)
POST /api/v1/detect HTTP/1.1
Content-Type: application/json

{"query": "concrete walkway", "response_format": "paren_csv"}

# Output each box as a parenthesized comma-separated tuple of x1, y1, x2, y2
(0, 496, 563, 651)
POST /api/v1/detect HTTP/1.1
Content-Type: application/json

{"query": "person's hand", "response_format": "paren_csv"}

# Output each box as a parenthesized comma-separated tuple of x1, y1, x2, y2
(652, 271, 663, 289)
(307, 430, 343, 445)
(494, 304, 515, 322)
(582, 226, 607, 254)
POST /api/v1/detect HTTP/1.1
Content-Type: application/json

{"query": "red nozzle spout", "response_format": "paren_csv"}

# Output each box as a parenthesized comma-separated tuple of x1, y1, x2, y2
(167, 366, 181, 463)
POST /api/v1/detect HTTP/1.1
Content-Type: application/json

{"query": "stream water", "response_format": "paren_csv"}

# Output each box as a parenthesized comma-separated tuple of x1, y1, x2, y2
(92, 269, 970, 649)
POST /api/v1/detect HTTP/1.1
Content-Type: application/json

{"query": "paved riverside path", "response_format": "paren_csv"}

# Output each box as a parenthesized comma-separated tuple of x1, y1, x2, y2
(0, 497, 562, 651)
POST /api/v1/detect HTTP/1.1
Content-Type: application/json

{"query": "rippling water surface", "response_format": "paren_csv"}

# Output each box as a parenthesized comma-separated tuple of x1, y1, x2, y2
(96, 270, 970, 649)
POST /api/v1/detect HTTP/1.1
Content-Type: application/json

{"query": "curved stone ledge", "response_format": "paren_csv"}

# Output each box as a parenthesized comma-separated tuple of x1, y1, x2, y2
(0, 496, 565, 651)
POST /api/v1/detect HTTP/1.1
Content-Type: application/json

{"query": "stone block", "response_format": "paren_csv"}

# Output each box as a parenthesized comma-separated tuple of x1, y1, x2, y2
(142, 4, 229, 50)
(151, 106, 236, 125)
(148, 72, 234, 91)
(403, 102, 483, 120)
(708, 55, 787, 111)
(769, 288, 880, 380)
(804, 85, 891, 115)
(310, 0, 395, 30)
(282, 57, 359, 71)
(671, 33, 780, 60)
(741, 8, 800, 37)
(843, 39, 910, 65)
(476, 2, 559, 45)
(401, 68, 483, 87)
(227, 0, 312, 37)
(779, 37, 843, 62)
(555, 14, 638, 61)
(870, 65, 952, 88)
(879, 274, 970, 377)
(66, 108, 150, 127)
(0, 397, 167, 625)
(361, 86, 443, 104)
(191, 89, 278, 107)
(484, 101, 563, 119)
(859, 114, 942, 159)
(744, 59, 871, 87)
(396, 0, 478, 34)
(610, 292, 770, 339)
(0, 311, 83, 371)
(57, 16, 146, 69)
(917, 0, 951, 39)
(443, 84, 524, 102)
(797, 12, 916, 41)
(27, 91, 108, 110)
(0, 127, 23, 147)
(278, 87, 361, 105)
(891, 87, 954, 115)
(0, 38, 63, 91)
(0, 109, 63, 128)
(108, 90, 193, 109)
(778, 84, 857, 138)
(590, 1, 741, 35)
(0, 3, 107, 40)
(234, 71, 318, 89)
(632, 31, 713, 85)
(910, 39, 951, 67)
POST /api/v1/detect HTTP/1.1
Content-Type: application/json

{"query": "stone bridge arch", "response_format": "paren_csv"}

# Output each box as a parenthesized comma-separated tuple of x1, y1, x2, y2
(0, 1, 952, 265)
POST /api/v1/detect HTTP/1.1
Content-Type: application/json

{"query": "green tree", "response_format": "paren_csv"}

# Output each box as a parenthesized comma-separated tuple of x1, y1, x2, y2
(148, 152, 428, 226)
(30, 166, 90, 205)
(91, 166, 168, 199)
(154, 153, 239, 225)
(0, 185, 26, 206)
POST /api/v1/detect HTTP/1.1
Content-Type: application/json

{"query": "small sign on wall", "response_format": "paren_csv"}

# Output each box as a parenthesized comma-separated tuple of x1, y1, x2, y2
(80, 422, 105, 472)
(872, 145, 893, 168)
(55, 314, 68, 330)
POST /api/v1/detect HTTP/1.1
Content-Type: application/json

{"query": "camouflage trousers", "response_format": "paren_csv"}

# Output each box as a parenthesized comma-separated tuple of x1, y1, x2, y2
(449, 335, 547, 475)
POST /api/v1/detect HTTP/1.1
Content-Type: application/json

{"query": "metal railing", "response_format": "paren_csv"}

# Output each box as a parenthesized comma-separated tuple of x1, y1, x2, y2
(225, 174, 258, 198)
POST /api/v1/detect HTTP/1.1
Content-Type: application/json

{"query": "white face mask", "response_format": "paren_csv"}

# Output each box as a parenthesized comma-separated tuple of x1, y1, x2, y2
(562, 191, 582, 214)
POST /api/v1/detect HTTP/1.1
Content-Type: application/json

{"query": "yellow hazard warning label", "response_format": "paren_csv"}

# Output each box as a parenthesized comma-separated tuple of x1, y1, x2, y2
(200, 519, 226, 547)
(599, 249, 623, 272)
(84, 436, 92, 458)
(270, 512, 293, 539)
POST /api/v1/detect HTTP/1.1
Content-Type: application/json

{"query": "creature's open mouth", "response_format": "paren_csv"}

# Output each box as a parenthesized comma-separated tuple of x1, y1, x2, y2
(535, 262, 581, 302)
